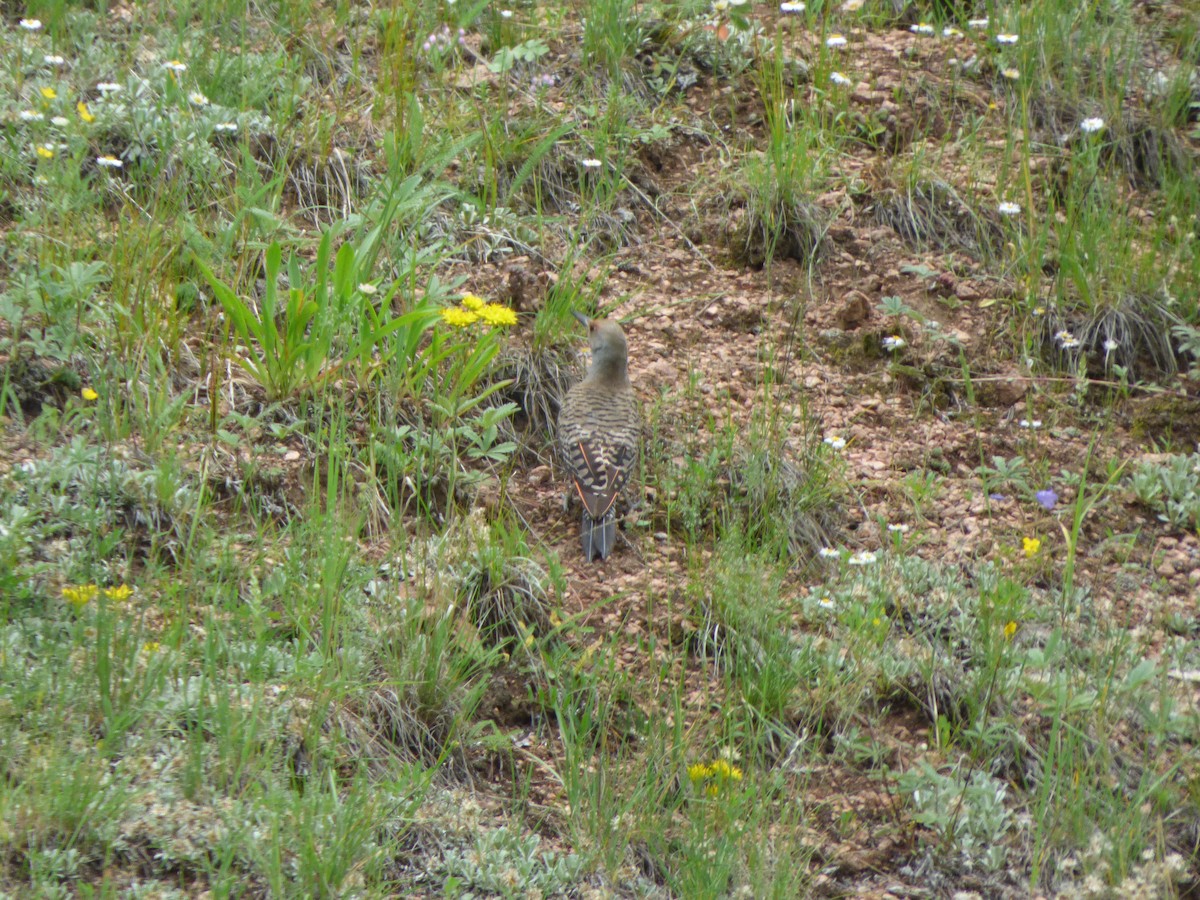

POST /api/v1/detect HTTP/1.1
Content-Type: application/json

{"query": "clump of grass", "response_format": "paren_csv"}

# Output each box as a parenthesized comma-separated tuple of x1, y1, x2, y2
(651, 395, 840, 564)
(874, 178, 1003, 260)
(1030, 92, 1189, 190)
(353, 587, 500, 767)
(439, 508, 554, 648)
(454, 514, 554, 647)
(722, 32, 829, 269)
(485, 345, 579, 461)
(1038, 294, 1183, 380)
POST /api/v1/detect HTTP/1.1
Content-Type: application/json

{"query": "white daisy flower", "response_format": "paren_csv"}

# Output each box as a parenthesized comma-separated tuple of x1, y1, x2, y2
(830, 71, 851, 86)
(581, 158, 602, 168)
(20, 18, 43, 30)
(164, 60, 188, 73)
(19, 110, 45, 121)
(780, 1, 806, 11)
(96, 155, 123, 168)
(214, 122, 238, 132)
(823, 434, 847, 450)
(882, 335, 906, 351)
(1018, 419, 1042, 429)
(996, 33, 1019, 44)
(967, 18, 988, 29)
(43, 54, 65, 66)
(819, 547, 840, 559)
(96, 82, 122, 94)
(942, 26, 963, 37)
(826, 33, 847, 48)
(910, 23, 934, 35)
(188, 91, 209, 106)
(1079, 117, 1105, 133)
(50, 116, 68, 126)
(1055, 329, 1081, 349)
(998, 201, 1021, 216)
(1002, 68, 1019, 80)
(848, 550, 877, 566)
(1103, 338, 1118, 353)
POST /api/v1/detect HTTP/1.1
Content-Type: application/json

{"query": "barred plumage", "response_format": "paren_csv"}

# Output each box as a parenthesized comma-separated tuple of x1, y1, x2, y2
(557, 312, 640, 561)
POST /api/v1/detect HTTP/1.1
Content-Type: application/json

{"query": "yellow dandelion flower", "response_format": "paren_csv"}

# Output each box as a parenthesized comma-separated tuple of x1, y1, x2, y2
(460, 293, 486, 311)
(40, 87, 57, 100)
(440, 306, 479, 328)
(706, 783, 720, 797)
(104, 584, 133, 602)
(36, 145, 54, 159)
(687, 762, 712, 783)
(62, 584, 99, 610)
(1022, 536, 1041, 558)
(142, 641, 161, 654)
(477, 303, 517, 327)
(81, 386, 99, 401)
(1003, 620, 1018, 641)
(77, 101, 95, 123)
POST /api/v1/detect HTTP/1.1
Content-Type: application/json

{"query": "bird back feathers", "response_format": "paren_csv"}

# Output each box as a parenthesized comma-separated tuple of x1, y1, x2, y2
(557, 351, 639, 561)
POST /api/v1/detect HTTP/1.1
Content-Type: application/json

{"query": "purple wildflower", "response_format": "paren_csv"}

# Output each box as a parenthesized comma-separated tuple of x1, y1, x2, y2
(1035, 489, 1058, 511)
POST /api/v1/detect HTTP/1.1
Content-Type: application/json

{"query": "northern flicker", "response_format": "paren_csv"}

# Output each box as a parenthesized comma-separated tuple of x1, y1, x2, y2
(557, 311, 640, 561)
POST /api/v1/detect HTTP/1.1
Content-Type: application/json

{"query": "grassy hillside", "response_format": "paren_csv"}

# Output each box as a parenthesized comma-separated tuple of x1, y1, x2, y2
(1, 0, 1199, 895)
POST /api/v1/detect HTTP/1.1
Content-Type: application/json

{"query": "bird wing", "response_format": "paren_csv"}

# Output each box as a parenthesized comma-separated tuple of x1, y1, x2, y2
(566, 438, 635, 521)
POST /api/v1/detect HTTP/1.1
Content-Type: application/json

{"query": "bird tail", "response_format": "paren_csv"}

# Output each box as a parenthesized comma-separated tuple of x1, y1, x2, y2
(580, 511, 616, 561)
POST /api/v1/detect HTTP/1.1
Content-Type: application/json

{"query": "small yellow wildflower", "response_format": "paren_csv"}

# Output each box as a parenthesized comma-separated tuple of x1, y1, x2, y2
(104, 584, 133, 602)
(40, 87, 57, 100)
(36, 145, 54, 159)
(62, 584, 99, 610)
(77, 101, 95, 123)
(687, 762, 712, 783)
(81, 386, 99, 401)
(1003, 620, 1018, 641)
(440, 306, 479, 328)
(142, 641, 161, 654)
(1022, 536, 1041, 558)
(688, 758, 743, 796)
(709, 759, 744, 782)
(477, 303, 518, 327)
(460, 293, 486, 311)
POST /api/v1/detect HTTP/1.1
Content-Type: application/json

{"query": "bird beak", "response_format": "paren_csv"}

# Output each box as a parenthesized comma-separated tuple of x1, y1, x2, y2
(572, 310, 590, 328)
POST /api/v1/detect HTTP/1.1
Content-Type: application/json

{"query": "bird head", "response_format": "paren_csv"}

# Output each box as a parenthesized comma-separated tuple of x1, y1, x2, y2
(573, 311, 629, 378)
